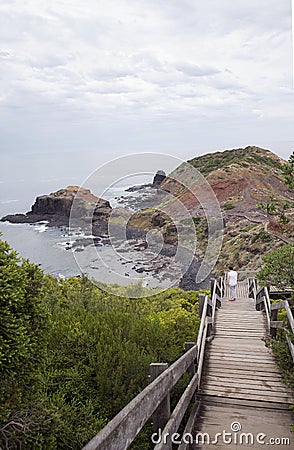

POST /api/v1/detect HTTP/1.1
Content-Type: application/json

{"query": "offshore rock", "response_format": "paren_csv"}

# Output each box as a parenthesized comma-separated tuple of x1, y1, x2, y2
(152, 170, 166, 187)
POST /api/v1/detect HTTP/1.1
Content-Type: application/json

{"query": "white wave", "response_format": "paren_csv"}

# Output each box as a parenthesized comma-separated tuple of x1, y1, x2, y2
(0, 199, 19, 204)
(55, 240, 74, 250)
(33, 221, 49, 233)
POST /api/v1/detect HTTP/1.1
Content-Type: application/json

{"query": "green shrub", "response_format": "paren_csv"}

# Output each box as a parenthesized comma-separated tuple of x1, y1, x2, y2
(0, 237, 201, 449)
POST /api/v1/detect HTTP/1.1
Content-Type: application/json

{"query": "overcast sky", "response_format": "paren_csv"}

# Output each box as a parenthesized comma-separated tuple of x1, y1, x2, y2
(0, 0, 294, 163)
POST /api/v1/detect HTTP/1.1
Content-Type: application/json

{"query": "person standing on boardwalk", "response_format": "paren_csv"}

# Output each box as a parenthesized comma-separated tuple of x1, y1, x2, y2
(228, 266, 238, 301)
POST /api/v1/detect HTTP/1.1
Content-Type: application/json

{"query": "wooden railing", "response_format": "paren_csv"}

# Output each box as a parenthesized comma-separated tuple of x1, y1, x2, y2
(248, 278, 294, 362)
(82, 277, 223, 450)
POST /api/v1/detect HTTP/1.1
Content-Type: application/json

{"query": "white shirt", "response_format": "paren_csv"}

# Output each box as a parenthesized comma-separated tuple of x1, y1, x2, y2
(228, 270, 238, 286)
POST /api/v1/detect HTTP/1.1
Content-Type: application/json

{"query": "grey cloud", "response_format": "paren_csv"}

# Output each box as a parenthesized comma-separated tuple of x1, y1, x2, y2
(176, 63, 220, 77)
(0, 0, 293, 160)
(0, 50, 11, 59)
(91, 68, 132, 81)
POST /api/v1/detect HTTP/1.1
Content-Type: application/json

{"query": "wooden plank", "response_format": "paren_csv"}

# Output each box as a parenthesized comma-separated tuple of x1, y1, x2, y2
(203, 381, 292, 396)
(210, 341, 266, 347)
(209, 345, 268, 353)
(215, 322, 264, 325)
(204, 380, 293, 395)
(208, 351, 276, 361)
(209, 350, 268, 356)
(208, 345, 272, 352)
(212, 335, 265, 340)
(204, 372, 284, 383)
(213, 329, 265, 333)
(199, 395, 291, 410)
(206, 362, 283, 372)
(207, 362, 280, 371)
(204, 375, 289, 388)
(204, 374, 284, 384)
(201, 387, 292, 403)
(214, 330, 265, 334)
(207, 356, 277, 365)
(215, 324, 264, 328)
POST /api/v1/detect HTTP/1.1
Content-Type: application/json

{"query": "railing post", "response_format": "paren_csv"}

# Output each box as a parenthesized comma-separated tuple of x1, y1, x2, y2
(270, 308, 278, 338)
(198, 294, 206, 319)
(150, 363, 170, 433)
(185, 342, 196, 377)
(210, 278, 216, 300)
(221, 277, 225, 298)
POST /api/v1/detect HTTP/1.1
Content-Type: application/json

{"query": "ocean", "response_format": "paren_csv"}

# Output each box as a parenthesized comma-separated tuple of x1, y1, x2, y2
(0, 152, 180, 288)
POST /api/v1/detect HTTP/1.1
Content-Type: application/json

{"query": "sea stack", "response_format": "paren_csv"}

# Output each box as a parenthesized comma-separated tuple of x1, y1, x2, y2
(152, 170, 166, 187)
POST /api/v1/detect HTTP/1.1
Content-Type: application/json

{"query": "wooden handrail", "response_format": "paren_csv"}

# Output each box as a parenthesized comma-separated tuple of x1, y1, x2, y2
(82, 277, 224, 450)
(82, 345, 198, 450)
(250, 278, 294, 363)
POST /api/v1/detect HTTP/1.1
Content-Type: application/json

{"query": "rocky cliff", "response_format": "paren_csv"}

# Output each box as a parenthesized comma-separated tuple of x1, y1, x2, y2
(1, 186, 111, 230)
(128, 146, 294, 281)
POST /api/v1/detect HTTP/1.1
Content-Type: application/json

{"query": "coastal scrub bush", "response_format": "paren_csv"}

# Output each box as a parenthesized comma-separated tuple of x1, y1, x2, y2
(0, 237, 201, 449)
(258, 244, 294, 292)
(0, 236, 48, 447)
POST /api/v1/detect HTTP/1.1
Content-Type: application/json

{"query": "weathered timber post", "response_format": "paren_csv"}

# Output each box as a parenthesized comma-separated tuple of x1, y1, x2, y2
(270, 308, 278, 338)
(210, 278, 216, 300)
(198, 294, 206, 319)
(221, 276, 225, 298)
(216, 277, 222, 297)
(185, 342, 196, 377)
(185, 342, 197, 404)
(150, 363, 170, 433)
(248, 278, 253, 299)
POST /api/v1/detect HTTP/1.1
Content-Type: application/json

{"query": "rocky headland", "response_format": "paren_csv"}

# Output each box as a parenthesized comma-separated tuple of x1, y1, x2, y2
(1, 186, 112, 232)
(127, 146, 294, 279)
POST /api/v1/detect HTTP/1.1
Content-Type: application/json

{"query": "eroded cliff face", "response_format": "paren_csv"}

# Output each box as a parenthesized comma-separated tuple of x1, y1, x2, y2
(127, 146, 294, 278)
(1, 186, 112, 229)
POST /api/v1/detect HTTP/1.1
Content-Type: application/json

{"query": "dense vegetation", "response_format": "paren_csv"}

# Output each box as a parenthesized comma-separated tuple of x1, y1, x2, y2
(188, 146, 283, 176)
(258, 244, 294, 430)
(0, 236, 202, 449)
(258, 244, 294, 291)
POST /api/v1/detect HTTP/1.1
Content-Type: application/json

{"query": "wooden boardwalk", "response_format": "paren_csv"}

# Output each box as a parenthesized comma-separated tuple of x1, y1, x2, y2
(194, 281, 294, 449)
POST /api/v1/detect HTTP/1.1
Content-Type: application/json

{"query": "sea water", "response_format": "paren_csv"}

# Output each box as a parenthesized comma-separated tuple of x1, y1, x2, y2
(0, 163, 168, 285)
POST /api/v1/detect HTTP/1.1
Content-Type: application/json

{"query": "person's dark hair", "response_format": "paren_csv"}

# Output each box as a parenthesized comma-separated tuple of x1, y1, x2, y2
(229, 266, 234, 270)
